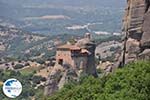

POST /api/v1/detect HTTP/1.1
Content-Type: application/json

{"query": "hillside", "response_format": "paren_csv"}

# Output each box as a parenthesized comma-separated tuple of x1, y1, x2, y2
(0, 25, 47, 57)
(47, 61, 150, 100)
(0, 0, 149, 100)
(0, 25, 84, 60)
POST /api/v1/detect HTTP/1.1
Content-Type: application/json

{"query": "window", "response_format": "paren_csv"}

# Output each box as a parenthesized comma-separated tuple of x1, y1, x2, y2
(58, 59, 63, 65)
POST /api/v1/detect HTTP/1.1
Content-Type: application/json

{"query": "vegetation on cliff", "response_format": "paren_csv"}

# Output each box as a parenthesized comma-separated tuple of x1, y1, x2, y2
(0, 70, 45, 100)
(48, 61, 150, 100)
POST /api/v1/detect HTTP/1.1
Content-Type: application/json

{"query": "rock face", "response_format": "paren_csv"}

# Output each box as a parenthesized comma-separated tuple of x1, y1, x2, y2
(44, 64, 79, 95)
(141, 10, 150, 48)
(76, 37, 97, 76)
(44, 33, 97, 95)
(121, 0, 150, 65)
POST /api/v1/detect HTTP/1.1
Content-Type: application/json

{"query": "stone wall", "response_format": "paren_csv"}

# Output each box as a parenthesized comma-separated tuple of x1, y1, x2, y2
(56, 50, 74, 66)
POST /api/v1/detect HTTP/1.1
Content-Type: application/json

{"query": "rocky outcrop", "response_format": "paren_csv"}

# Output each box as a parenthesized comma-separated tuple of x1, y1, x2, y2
(44, 64, 63, 95)
(121, 0, 150, 65)
(76, 37, 97, 76)
(44, 63, 79, 95)
(141, 10, 150, 48)
(45, 34, 97, 95)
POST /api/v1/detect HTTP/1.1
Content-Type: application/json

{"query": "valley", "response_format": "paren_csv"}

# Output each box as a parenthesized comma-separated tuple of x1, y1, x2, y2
(1, 0, 149, 100)
(0, 0, 125, 35)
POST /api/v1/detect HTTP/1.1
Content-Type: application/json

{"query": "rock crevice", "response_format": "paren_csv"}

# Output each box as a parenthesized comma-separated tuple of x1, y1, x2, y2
(121, 0, 150, 65)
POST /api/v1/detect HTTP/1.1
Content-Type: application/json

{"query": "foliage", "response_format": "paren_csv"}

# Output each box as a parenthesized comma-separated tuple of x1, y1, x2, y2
(0, 70, 44, 100)
(32, 75, 46, 84)
(13, 64, 24, 69)
(0, 61, 149, 100)
(93, 34, 122, 45)
(69, 38, 76, 45)
(48, 61, 150, 100)
(20, 67, 38, 76)
(35, 58, 45, 65)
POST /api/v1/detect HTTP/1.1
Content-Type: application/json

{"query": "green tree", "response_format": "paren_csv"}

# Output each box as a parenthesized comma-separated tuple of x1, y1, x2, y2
(48, 61, 150, 100)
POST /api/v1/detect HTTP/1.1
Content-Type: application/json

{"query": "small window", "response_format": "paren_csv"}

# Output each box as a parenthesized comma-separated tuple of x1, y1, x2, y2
(58, 59, 63, 65)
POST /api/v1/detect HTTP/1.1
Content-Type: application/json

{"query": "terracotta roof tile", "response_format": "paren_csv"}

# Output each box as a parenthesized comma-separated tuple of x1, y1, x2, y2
(57, 44, 81, 50)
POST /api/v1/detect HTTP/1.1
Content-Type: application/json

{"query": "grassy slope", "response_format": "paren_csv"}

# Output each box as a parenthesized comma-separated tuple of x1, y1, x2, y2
(47, 61, 150, 100)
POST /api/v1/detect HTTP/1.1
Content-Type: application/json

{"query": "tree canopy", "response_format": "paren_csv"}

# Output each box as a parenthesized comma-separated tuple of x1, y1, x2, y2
(48, 61, 150, 100)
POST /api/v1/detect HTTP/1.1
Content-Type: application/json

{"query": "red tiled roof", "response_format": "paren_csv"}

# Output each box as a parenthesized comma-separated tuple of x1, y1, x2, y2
(57, 44, 81, 50)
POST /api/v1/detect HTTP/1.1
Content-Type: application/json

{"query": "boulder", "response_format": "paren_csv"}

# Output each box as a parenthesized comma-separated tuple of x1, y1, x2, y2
(139, 49, 150, 60)
(126, 38, 141, 54)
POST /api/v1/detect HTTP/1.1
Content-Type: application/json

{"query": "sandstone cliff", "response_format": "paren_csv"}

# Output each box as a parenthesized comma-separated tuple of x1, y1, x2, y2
(121, 0, 150, 65)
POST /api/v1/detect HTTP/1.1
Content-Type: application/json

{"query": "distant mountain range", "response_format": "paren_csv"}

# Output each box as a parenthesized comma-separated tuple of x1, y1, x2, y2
(0, 0, 126, 35)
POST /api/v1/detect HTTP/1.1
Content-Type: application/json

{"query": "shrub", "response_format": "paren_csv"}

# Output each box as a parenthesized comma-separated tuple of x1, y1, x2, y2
(14, 64, 24, 69)
(36, 59, 45, 65)
(32, 75, 44, 84)
(48, 61, 150, 100)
